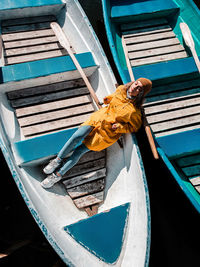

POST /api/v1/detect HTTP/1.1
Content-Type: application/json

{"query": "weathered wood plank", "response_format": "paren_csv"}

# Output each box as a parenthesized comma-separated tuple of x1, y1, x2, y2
(67, 179, 105, 199)
(7, 79, 85, 100)
(189, 176, 200, 186)
(64, 158, 106, 179)
(73, 191, 104, 209)
(150, 114, 200, 133)
(127, 38, 180, 52)
(22, 113, 91, 136)
(131, 51, 187, 66)
(2, 29, 55, 42)
(16, 95, 92, 117)
(144, 93, 200, 111)
(18, 104, 94, 127)
(146, 105, 200, 124)
(4, 43, 64, 57)
(121, 18, 168, 31)
(2, 16, 56, 27)
(3, 36, 58, 49)
(5, 49, 68, 65)
(10, 87, 89, 108)
(182, 165, 200, 177)
(63, 168, 106, 189)
(73, 151, 106, 165)
(125, 31, 176, 45)
(122, 24, 171, 37)
(128, 45, 185, 60)
(2, 22, 52, 34)
(176, 154, 200, 167)
(18, 104, 94, 126)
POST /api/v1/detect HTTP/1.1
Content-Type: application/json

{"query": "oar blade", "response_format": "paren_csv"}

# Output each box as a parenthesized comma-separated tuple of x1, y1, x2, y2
(180, 22, 195, 49)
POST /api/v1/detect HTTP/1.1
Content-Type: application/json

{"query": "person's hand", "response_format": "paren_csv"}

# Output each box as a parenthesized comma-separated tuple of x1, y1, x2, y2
(112, 123, 119, 130)
(103, 97, 109, 104)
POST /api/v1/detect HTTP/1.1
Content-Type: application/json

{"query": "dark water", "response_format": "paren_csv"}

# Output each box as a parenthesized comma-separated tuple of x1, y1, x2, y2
(0, 1, 199, 266)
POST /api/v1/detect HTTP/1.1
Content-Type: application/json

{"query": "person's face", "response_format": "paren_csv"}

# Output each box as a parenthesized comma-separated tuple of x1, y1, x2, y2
(128, 80, 143, 97)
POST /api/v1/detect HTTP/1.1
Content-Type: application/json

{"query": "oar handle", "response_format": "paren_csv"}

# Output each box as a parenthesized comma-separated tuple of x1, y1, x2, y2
(51, 22, 102, 109)
(122, 35, 159, 159)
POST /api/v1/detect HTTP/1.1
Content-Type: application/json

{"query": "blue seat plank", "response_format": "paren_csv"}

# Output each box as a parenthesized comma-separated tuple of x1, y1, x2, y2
(111, 0, 179, 19)
(14, 128, 79, 165)
(157, 129, 200, 159)
(1, 52, 96, 84)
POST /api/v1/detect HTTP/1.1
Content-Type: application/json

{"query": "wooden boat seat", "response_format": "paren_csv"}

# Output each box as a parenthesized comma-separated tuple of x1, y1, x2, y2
(110, 0, 179, 20)
(1, 15, 74, 65)
(0, 0, 64, 21)
(121, 18, 188, 67)
(144, 78, 200, 137)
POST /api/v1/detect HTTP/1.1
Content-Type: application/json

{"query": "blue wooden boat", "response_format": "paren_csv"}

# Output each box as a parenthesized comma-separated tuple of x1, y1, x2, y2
(102, 0, 200, 213)
(0, 0, 150, 266)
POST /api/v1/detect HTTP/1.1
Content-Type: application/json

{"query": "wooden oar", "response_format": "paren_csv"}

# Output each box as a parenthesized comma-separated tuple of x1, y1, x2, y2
(180, 22, 200, 73)
(122, 36, 159, 159)
(50, 22, 123, 150)
(51, 22, 102, 109)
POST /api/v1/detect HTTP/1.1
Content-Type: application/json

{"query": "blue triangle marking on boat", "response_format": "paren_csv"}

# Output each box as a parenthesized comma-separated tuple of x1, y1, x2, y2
(64, 203, 130, 264)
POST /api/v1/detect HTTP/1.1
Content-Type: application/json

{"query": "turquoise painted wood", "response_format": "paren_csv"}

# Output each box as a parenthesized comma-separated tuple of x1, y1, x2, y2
(111, 0, 179, 20)
(1, 52, 96, 83)
(127, 56, 200, 85)
(14, 128, 78, 164)
(64, 203, 130, 264)
(156, 129, 200, 159)
(158, 147, 200, 213)
(0, 0, 63, 10)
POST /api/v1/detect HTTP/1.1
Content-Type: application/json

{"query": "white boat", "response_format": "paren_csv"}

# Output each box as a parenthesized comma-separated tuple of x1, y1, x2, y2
(0, 0, 150, 266)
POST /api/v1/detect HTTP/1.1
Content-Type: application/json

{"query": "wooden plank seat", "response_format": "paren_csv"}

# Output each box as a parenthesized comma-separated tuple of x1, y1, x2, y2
(1, 15, 74, 65)
(7, 78, 95, 138)
(121, 18, 188, 67)
(110, 0, 179, 19)
(144, 78, 200, 137)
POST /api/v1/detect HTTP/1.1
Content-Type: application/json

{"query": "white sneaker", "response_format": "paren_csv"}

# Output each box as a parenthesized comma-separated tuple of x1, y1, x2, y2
(41, 173, 62, 188)
(43, 158, 61, 174)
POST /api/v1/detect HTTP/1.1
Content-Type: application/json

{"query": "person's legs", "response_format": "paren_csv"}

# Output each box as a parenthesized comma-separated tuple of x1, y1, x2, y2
(43, 125, 93, 174)
(58, 125, 93, 159)
(41, 144, 89, 188)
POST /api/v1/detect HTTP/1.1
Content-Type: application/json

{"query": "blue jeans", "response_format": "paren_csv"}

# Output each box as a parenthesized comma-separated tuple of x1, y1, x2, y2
(57, 126, 93, 176)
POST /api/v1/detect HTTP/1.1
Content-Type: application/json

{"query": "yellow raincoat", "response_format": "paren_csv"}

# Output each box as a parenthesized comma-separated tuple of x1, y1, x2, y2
(81, 85, 142, 151)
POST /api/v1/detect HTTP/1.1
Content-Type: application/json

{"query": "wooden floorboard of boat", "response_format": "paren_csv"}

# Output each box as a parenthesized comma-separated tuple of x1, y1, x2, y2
(10, 87, 89, 108)
(7, 79, 85, 100)
(131, 51, 187, 66)
(2, 15, 56, 27)
(155, 124, 200, 137)
(63, 168, 106, 189)
(190, 176, 200, 186)
(67, 179, 105, 199)
(122, 24, 172, 37)
(129, 45, 185, 60)
(18, 104, 94, 127)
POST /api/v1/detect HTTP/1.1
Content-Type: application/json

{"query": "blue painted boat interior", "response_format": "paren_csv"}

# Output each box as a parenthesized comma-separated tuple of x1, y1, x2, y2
(111, 0, 179, 21)
(0, 0, 63, 10)
(64, 203, 130, 264)
(0, 53, 96, 84)
(157, 129, 200, 159)
(14, 128, 79, 165)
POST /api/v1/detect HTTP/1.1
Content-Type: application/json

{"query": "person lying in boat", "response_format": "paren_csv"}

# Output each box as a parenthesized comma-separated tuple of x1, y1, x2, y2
(41, 78, 152, 188)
